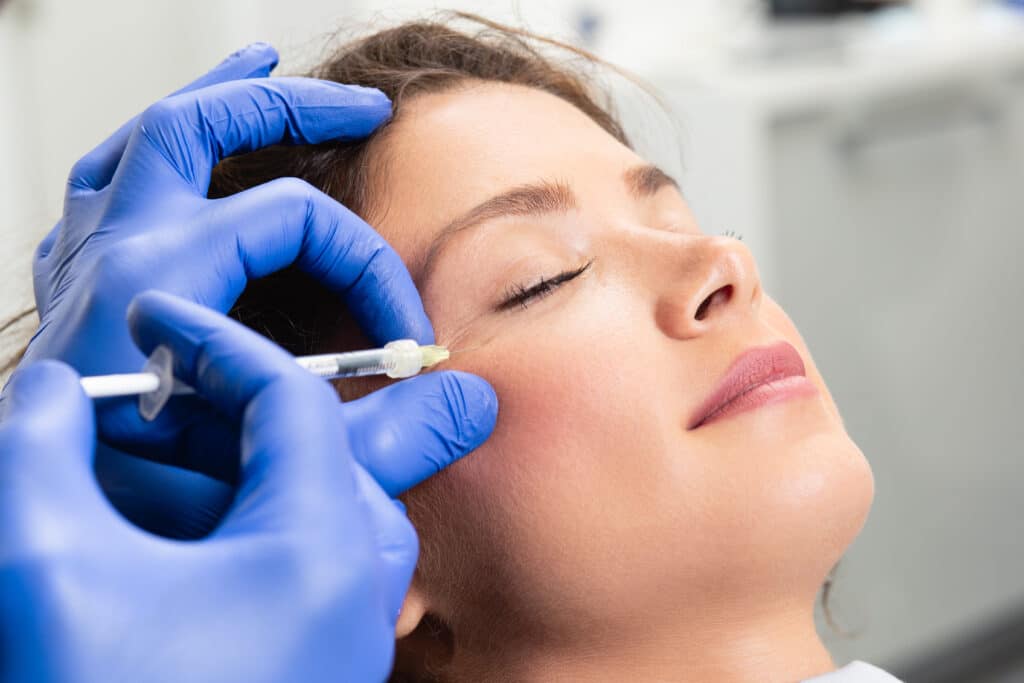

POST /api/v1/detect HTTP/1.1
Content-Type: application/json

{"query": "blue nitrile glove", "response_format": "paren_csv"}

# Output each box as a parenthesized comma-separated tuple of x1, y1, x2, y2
(17, 44, 459, 536)
(0, 291, 495, 683)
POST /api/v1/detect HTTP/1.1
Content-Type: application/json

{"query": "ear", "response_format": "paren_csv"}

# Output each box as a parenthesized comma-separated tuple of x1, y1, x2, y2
(396, 579, 430, 638)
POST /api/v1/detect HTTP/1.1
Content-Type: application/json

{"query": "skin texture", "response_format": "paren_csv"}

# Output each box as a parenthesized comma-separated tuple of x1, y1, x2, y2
(358, 82, 875, 681)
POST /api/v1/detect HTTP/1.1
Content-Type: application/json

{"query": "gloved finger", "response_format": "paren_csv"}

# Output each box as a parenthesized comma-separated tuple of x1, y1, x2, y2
(95, 443, 235, 540)
(344, 370, 498, 496)
(126, 291, 361, 531)
(352, 464, 418, 623)
(116, 77, 390, 199)
(99, 394, 243, 485)
(194, 177, 434, 344)
(66, 43, 279, 196)
(0, 361, 111, 531)
(128, 290, 316, 423)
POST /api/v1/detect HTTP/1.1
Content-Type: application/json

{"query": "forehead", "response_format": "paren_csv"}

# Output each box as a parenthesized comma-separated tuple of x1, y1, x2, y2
(369, 82, 642, 271)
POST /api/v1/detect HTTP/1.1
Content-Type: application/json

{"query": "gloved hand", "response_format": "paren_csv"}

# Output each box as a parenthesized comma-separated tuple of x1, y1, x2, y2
(0, 291, 495, 683)
(17, 44, 459, 536)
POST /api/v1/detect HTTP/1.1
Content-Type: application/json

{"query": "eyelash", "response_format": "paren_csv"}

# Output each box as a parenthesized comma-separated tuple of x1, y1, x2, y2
(495, 229, 736, 311)
(499, 259, 594, 311)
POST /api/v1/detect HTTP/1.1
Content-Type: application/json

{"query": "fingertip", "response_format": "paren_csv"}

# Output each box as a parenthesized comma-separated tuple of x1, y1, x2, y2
(331, 82, 391, 106)
(341, 369, 496, 494)
(307, 80, 393, 136)
(125, 289, 171, 354)
(400, 301, 436, 347)
(227, 41, 280, 73)
(362, 302, 434, 348)
(414, 325, 436, 347)
(441, 370, 499, 449)
(126, 288, 168, 317)
(330, 83, 392, 136)
(7, 360, 82, 407)
(3, 361, 91, 434)
(243, 41, 279, 59)
(171, 43, 281, 101)
(0, 362, 103, 523)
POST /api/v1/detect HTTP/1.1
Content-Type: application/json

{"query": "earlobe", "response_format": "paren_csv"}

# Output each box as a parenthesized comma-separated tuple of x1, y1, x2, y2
(396, 581, 429, 638)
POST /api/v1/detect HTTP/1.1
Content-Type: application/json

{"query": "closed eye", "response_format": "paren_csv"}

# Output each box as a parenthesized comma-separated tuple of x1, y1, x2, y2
(497, 260, 594, 311)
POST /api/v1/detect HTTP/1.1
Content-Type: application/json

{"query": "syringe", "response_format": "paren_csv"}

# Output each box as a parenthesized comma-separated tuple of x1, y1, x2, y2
(78, 340, 449, 421)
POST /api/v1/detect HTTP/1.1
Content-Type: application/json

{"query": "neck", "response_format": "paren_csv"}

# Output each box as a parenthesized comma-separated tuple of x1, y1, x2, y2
(456, 600, 835, 683)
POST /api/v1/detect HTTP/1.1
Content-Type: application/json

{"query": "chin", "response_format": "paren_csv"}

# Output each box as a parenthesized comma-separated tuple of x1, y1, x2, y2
(776, 430, 875, 583)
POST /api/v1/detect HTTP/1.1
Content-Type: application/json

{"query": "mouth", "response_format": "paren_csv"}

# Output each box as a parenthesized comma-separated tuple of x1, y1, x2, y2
(687, 341, 818, 430)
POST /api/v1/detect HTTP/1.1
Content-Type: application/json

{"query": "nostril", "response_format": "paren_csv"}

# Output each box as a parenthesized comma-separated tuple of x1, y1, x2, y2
(694, 285, 733, 321)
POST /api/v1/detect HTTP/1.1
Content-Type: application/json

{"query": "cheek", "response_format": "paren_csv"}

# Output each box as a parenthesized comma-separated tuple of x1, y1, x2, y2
(454, 333, 671, 539)
(424, 313, 685, 615)
(413, 291, 875, 625)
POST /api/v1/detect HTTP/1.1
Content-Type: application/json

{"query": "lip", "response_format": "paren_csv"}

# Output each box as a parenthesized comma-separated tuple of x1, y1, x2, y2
(687, 341, 818, 430)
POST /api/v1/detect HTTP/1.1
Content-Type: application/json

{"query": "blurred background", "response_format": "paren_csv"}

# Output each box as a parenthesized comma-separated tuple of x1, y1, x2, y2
(2, 0, 1023, 679)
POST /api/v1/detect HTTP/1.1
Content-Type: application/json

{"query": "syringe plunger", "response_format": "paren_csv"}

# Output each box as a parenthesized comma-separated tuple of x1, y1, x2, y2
(79, 340, 450, 422)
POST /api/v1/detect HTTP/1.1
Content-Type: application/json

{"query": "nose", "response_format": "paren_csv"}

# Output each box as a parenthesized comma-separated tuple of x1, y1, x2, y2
(653, 235, 762, 340)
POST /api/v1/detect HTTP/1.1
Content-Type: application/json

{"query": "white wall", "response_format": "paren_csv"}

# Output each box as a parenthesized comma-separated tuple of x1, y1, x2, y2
(1, 3, 42, 355)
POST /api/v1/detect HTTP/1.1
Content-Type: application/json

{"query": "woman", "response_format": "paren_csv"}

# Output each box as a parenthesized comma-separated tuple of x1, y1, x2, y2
(209, 14, 888, 682)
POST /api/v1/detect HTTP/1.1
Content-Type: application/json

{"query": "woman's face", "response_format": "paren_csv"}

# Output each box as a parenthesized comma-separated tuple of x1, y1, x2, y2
(367, 82, 874, 643)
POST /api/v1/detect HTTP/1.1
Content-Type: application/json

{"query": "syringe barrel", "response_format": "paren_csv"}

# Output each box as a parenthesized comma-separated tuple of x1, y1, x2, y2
(298, 349, 391, 379)
(297, 340, 425, 380)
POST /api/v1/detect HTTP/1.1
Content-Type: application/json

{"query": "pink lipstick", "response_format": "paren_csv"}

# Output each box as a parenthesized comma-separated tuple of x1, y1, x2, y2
(688, 341, 818, 430)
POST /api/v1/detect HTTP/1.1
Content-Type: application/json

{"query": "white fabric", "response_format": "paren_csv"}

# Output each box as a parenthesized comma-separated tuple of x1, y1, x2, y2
(803, 661, 903, 683)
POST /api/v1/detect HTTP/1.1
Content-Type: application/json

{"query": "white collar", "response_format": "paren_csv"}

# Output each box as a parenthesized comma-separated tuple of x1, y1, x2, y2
(802, 661, 903, 682)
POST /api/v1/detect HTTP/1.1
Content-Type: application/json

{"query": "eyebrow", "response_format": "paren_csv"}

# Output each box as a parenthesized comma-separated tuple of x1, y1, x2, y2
(623, 164, 680, 199)
(440, 179, 577, 242)
(417, 163, 679, 277)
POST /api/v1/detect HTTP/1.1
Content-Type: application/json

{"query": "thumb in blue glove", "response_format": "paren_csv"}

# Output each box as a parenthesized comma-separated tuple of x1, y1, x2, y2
(0, 291, 497, 683)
